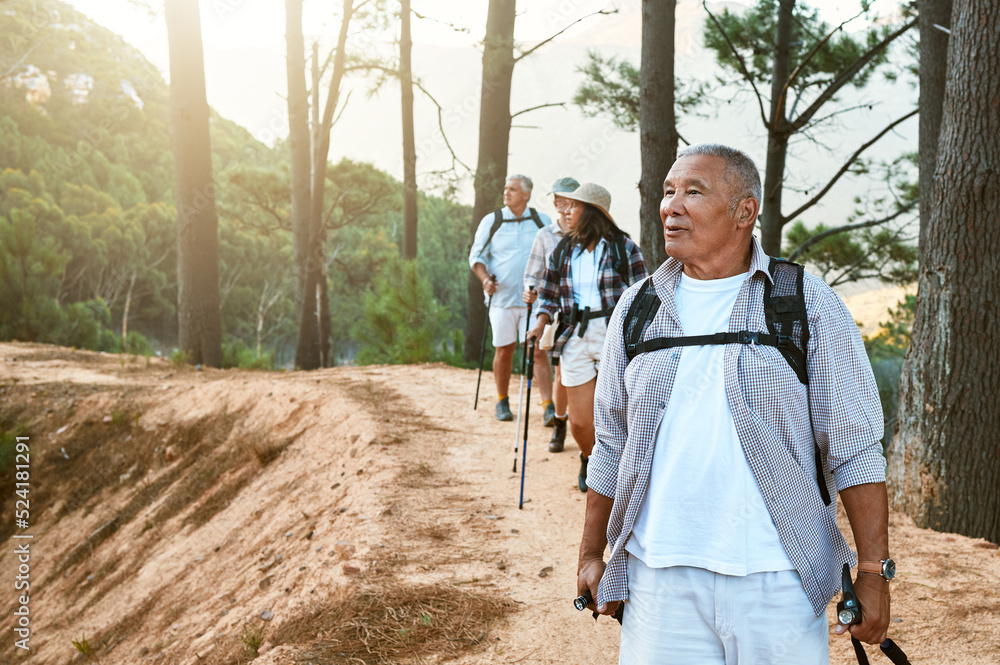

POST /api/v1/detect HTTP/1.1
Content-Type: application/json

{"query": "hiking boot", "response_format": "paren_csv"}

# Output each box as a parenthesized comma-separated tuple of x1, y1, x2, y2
(495, 397, 514, 421)
(548, 418, 567, 453)
(578, 453, 589, 493)
(543, 403, 556, 427)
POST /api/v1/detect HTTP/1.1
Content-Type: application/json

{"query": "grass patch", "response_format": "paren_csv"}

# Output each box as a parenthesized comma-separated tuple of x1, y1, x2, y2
(268, 573, 513, 664)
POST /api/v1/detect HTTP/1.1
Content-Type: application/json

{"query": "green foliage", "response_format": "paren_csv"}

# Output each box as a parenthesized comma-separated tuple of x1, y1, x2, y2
(353, 256, 447, 365)
(222, 339, 275, 370)
(863, 295, 916, 449)
(0, 423, 29, 477)
(71, 632, 94, 658)
(783, 220, 917, 286)
(574, 52, 640, 130)
(703, 0, 893, 97)
(0, 4, 472, 367)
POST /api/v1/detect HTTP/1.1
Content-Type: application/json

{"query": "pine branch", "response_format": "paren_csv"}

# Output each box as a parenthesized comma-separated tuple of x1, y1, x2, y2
(784, 108, 918, 224)
(513, 9, 617, 63)
(787, 199, 917, 263)
(702, 1, 768, 127)
(790, 18, 916, 132)
(511, 102, 565, 118)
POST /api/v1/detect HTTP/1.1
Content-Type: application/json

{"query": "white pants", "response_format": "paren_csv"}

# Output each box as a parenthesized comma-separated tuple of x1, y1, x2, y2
(620, 554, 829, 665)
(489, 306, 542, 347)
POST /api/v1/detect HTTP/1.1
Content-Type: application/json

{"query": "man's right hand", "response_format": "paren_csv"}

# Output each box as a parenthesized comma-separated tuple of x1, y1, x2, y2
(522, 288, 538, 304)
(482, 275, 497, 296)
(578, 557, 619, 616)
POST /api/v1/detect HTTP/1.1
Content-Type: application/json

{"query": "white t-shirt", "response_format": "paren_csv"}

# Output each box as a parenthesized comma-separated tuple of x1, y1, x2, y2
(570, 239, 606, 311)
(626, 270, 795, 576)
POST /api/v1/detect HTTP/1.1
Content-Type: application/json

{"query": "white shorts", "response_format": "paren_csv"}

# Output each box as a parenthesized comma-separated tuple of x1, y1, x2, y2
(489, 306, 542, 348)
(620, 554, 829, 665)
(559, 317, 606, 387)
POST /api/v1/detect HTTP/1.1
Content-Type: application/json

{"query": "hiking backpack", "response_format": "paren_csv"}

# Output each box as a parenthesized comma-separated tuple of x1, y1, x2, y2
(621, 257, 830, 505)
(484, 207, 544, 249)
(549, 233, 632, 286)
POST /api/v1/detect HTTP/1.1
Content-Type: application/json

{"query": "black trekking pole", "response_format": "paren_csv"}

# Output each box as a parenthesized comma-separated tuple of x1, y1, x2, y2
(837, 563, 911, 665)
(513, 294, 533, 471)
(473, 288, 494, 410)
(518, 338, 535, 509)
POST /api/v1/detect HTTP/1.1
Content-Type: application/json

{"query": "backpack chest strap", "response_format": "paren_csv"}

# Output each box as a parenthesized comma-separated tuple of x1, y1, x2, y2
(626, 330, 794, 358)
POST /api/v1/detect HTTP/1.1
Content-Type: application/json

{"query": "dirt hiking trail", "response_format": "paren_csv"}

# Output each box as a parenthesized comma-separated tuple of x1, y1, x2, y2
(0, 342, 997, 664)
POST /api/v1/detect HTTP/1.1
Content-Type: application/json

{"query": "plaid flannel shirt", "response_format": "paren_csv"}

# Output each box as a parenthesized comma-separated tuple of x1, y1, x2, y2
(522, 223, 564, 291)
(536, 235, 647, 359)
(589, 236, 886, 616)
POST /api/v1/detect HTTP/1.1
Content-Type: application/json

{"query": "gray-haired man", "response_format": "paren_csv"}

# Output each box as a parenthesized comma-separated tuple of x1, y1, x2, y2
(577, 145, 892, 663)
(470, 174, 553, 420)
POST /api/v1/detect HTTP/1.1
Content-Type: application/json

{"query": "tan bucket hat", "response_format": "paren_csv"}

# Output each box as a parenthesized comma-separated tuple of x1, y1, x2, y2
(558, 182, 615, 225)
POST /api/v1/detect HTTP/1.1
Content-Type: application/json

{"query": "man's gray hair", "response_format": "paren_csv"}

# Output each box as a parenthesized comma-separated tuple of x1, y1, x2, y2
(507, 174, 533, 194)
(677, 144, 762, 214)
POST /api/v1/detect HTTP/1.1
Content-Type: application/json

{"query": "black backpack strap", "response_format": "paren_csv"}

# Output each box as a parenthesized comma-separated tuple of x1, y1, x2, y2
(764, 257, 810, 385)
(486, 208, 544, 249)
(485, 209, 504, 249)
(610, 234, 630, 286)
(551, 235, 572, 280)
(765, 257, 829, 506)
(623, 278, 659, 363)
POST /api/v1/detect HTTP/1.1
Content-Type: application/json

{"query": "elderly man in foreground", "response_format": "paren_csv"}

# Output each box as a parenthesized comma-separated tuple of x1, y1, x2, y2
(577, 144, 893, 663)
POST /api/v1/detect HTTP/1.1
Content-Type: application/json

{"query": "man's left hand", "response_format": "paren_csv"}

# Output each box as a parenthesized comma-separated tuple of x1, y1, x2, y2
(835, 572, 890, 644)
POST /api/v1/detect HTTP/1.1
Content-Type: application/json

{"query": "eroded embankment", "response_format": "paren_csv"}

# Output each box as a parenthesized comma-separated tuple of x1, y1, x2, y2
(0, 345, 509, 665)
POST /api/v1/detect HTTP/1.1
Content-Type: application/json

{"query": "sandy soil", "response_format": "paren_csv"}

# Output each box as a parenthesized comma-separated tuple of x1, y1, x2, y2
(0, 341, 997, 664)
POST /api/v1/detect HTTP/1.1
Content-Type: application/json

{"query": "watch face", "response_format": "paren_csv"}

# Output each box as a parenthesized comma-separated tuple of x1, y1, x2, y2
(883, 559, 896, 580)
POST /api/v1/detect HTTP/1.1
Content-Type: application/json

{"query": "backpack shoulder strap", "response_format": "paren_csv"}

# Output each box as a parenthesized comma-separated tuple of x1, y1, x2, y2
(611, 234, 630, 285)
(551, 235, 572, 279)
(764, 257, 809, 385)
(527, 207, 544, 229)
(623, 278, 660, 364)
(485, 209, 504, 248)
(766, 257, 831, 506)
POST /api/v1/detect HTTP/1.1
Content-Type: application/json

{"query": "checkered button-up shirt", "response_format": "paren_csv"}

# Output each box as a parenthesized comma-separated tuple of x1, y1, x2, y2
(589, 236, 885, 616)
(536, 235, 647, 359)
(523, 222, 564, 291)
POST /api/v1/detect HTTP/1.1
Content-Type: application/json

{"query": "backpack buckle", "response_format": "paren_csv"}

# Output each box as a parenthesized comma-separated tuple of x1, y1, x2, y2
(776, 334, 792, 347)
(739, 331, 759, 345)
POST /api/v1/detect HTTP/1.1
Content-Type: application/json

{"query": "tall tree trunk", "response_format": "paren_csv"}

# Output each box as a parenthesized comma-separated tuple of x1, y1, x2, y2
(917, 0, 952, 252)
(759, 0, 795, 257)
(286, 0, 311, 310)
(463, 0, 516, 363)
(886, 0, 1000, 544)
(295, 0, 354, 370)
(165, 0, 222, 367)
(400, 0, 418, 260)
(638, 0, 678, 272)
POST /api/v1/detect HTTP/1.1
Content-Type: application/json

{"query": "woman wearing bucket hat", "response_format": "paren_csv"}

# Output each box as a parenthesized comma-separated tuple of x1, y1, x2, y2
(528, 183, 647, 492)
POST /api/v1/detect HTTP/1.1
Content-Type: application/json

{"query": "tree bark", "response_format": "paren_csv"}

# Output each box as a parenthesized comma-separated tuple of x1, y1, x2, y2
(887, 0, 1000, 544)
(295, 0, 354, 370)
(917, 0, 952, 252)
(400, 0, 418, 260)
(285, 0, 312, 310)
(638, 0, 678, 272)
(759, 0, 795, 256)
(463, 0, 516, 363)
(165, 0, 222, 367)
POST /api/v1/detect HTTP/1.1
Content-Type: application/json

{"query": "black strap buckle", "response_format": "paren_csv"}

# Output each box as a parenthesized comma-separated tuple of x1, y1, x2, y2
(739, 331, 760, 345)
(776, 334, 792, 347)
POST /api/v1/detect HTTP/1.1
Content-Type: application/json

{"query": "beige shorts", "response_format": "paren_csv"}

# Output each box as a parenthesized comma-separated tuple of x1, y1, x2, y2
(489, 306, 543, 348)
(559, 317, 607, 387)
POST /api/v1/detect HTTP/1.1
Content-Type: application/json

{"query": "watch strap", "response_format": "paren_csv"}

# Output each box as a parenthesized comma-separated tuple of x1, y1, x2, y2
(857, 561, 883, 575)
